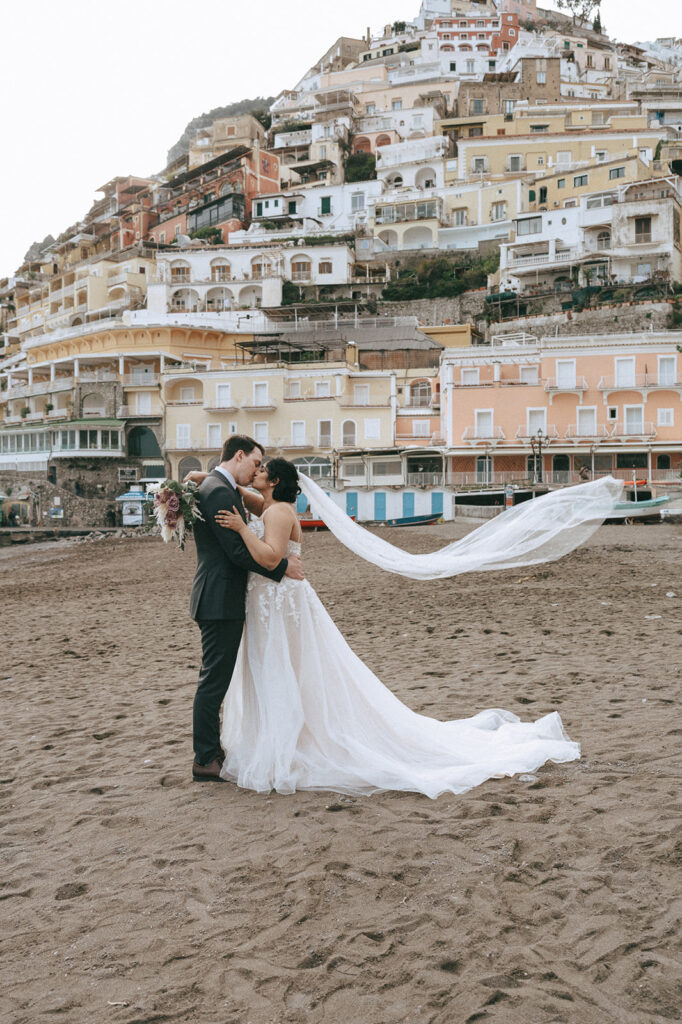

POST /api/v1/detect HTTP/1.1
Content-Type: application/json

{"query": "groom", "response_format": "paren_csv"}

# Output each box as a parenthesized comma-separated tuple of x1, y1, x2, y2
(189, 434, 304, 782)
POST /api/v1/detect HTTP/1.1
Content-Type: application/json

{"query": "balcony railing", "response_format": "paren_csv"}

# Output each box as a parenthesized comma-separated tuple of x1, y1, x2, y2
(516, 425, 559, 439)
(508, 249, 578, 268)
(122, 373, 160, 386)
(462, 426, 506, 441)
(117, 406, 160, 418)
(610, 421, 656, 438)
(203, 402, 238, 412)
(544, 376, 588, 392)
(598, 374, 681, 390)
(407, 472, 442, 486)
(565, 424, 611, 438)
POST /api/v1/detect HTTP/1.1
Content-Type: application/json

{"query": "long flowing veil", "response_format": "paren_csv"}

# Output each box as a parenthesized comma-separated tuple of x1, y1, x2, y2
(297, 474, 623, 581)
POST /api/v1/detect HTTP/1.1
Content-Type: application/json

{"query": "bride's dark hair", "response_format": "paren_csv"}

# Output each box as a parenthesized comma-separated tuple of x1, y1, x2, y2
(266, 458, 301, 504)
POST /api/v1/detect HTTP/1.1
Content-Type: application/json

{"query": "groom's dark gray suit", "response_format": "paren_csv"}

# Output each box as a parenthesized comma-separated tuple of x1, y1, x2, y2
(190, 469, 287, 765)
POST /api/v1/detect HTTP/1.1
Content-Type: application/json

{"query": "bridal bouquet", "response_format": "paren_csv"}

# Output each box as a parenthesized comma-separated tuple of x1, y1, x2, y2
(146, 479, 203, 550)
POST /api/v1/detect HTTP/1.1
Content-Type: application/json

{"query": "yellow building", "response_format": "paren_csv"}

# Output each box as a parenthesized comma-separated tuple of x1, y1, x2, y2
(162, 355, 397, 480)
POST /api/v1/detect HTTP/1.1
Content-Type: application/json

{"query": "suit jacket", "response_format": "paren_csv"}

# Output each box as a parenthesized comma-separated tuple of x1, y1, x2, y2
(189, 471, 288, 621)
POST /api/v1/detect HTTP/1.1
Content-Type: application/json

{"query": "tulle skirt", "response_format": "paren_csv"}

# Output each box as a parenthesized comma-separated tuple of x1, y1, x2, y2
(221, 570, 579, 798)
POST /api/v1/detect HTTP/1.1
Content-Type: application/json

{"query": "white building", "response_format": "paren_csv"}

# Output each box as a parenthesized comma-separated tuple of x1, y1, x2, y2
(147, 244, 356, 312)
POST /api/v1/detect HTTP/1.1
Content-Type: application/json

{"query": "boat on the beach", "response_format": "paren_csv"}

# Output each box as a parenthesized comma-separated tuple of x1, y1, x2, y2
(299, 516, 355, 531)
(379, 513, 442, 527)
(607, 495, 672, 523)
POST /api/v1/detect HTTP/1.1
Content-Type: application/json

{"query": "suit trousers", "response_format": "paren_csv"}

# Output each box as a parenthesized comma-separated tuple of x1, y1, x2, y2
(193, 618, 245, 765)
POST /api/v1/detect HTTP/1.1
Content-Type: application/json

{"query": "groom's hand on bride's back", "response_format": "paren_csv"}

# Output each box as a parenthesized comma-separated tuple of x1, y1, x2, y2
(285, 554, 305, 580)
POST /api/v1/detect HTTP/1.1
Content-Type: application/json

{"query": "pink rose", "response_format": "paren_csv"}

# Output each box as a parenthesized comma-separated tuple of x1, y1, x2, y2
(166, 494, 180, 513)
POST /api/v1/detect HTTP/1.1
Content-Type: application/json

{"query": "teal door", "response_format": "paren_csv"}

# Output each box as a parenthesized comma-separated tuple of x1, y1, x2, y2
(346, 492, 358, 518)
(402, 492, 415, 517)
(296, 494, 309, 515)
(374, 492, 387, 520)
(431, 492, 443, 516)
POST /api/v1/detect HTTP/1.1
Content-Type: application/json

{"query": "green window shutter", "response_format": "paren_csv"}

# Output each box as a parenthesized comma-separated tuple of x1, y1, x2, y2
(321, 196, 331, 214)
(529, 189, 536, 202)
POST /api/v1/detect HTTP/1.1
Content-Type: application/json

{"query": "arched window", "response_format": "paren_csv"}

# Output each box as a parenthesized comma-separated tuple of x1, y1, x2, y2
(657, 454, 671, 470)
(597, 230, 611, 249)
(386, 173, 403, 188)
(342, 420, 357, 446)
(552, 453, 570, 484)
(211, 259, 231, 281)
(82, 391, 106, 417)
(178, 456, 202, 479)
(353, 136, 372, 154)
(251, 256, 272, 280)
(170, 260, 191, 283)
(376, 134, 392, 148)
(411, 381, 432, 407)
(291, 259, 312, 282)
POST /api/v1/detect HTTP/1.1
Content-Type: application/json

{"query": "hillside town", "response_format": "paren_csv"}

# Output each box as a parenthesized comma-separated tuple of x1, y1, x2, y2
(2, 0, 682, 526)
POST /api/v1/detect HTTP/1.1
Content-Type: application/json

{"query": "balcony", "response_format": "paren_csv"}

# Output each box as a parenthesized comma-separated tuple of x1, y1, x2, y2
(508, 248, 579, 269)
(565, 424, 610, 439)
(598, 374, 681, 391)
(516, 425, 559, 439)
(407, 472, 442, 486)
(279, 437, 313, 450)
(241, 402, 276, 412)
(339, 398, 390, 408)
(544, 376, 588, 393)
(122, 373, 160, 387)
(117, 406, 160, 418)
(462, 426, 506, 442)
(395, 430, 440, 443)
(203, 402, 238, 413)
(610, 421, 656, 439)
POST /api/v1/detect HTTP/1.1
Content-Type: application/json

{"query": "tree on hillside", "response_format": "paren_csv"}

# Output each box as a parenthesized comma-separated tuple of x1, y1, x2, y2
(555, 0, 601, 26)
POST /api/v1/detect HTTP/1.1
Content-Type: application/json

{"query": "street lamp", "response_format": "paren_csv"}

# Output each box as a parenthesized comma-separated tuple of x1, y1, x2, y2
(529, 426, 549, 484)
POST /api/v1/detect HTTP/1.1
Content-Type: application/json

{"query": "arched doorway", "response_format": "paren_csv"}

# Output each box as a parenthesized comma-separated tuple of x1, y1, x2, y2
(475, 455, 492, 484)
(178, 456, 202, 480)
(128, 426, 161, 458)
(552, 453, 570, 483)
(657, 454, 671, 471)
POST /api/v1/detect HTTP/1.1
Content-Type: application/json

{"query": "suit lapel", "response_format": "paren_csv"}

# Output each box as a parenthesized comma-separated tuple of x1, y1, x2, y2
(209, 470, 246, 523)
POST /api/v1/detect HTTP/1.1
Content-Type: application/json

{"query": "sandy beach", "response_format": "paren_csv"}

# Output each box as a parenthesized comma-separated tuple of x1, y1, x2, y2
(2, 520, 681, 1024)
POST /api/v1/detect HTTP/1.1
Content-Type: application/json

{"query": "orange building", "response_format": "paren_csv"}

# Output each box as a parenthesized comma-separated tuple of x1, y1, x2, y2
(439, 330, 682, 489)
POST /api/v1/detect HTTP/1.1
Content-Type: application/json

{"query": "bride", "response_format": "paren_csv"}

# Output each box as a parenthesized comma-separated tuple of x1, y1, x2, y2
(208, 457, 581, 799)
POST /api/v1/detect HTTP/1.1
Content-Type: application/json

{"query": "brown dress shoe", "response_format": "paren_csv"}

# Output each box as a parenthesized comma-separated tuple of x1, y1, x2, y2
(192, 757, 225, 783)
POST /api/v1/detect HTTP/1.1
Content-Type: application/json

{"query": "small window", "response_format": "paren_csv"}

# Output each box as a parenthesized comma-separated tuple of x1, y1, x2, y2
(536, 71, 546, 84)
(609, 166, 625, 179)
(574, 174, 588, 187)
(318, 261, 333, 274)
(557, 178, 566, 189)
(315, 381, 331, 398)
(607, 406, 618, 420)
(392, 99, 402, 111)
(320, 196, 332, 215)
(658, 408, 674, 427)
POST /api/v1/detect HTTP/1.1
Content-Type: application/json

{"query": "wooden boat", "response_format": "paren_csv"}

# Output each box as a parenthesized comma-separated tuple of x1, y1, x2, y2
(299, 516, 355, 531)
(381, 513, 442, 527)
(607, 495, 671, 522)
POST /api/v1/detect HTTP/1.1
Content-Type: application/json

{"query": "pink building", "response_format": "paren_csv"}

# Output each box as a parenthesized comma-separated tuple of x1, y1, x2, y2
(439, 331, 682, 489)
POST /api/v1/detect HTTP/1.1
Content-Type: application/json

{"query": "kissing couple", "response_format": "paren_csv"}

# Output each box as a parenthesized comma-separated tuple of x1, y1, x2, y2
(186, 434, 584, 798)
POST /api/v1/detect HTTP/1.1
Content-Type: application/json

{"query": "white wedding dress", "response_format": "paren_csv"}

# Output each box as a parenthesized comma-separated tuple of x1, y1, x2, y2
(220, 519, 579, 798)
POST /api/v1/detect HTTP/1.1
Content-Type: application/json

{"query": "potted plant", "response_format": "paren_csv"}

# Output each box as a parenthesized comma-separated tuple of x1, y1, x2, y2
(45, 402, 54, 414)
(20, 405, 30, 418)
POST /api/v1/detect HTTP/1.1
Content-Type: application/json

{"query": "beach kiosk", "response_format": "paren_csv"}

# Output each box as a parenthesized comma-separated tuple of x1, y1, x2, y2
(115, 487, 148, 527)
